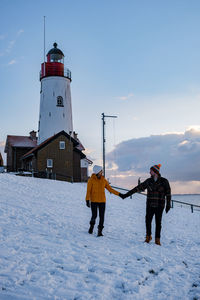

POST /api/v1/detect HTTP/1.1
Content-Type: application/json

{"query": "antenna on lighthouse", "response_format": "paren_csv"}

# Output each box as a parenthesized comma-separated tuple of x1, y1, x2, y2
(43, 16, 46, 76)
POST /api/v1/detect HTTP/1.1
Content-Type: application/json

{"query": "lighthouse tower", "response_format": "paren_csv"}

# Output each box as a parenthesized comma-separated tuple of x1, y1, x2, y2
(38, 43, 73, 144)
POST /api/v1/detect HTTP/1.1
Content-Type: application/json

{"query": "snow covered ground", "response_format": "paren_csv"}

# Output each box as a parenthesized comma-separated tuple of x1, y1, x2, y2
(0, 174, 199, 300)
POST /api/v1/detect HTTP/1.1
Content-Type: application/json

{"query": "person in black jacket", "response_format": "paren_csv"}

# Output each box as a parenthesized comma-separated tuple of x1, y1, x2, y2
(119, 164, 171, 245)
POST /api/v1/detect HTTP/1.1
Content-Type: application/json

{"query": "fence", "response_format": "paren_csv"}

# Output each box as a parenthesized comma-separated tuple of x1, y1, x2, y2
(33, 171, 73, 183)
(111, 185, 200, 213)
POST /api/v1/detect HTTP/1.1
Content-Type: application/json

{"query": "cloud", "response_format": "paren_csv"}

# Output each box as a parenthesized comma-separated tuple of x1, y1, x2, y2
(83, 147, 94, 156)
(8, 60, 17, 65)
(0, 29, 24, 56)
(117, 93, 134, 101)
(106, 126, 200, 183)
(0, 141, 5, 147)
(16, 29, 24, 37)
(6, 40, 16, 53)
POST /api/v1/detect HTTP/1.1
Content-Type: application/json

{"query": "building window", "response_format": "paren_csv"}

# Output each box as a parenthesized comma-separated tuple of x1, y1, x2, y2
(49, 112, 51, 117)
(60, 141, 65, 149)
(47, 159, 53, 168)
(57, 96, 64, 107)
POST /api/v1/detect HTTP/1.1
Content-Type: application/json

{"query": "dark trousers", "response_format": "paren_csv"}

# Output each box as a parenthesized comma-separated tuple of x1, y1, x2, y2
(90, 202, 106, 229)
(145, 206, 164, 238)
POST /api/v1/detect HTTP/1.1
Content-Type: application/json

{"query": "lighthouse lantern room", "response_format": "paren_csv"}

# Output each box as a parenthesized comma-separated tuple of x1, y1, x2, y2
(38, 43, 73, 144)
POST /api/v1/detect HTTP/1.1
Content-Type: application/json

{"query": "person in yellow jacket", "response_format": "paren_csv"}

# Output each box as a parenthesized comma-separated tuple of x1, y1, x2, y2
(85, 165, 121, 236)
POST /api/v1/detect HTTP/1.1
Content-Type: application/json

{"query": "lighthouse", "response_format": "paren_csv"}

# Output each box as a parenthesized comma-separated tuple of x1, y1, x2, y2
(38, 43, 73, 144)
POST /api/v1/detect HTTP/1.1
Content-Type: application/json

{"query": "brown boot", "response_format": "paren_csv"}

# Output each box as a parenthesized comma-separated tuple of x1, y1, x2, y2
(145, 235, 152, 243)
(155, 238, 161, 246)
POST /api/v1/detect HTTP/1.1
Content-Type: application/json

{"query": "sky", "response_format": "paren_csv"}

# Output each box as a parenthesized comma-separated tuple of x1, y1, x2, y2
(0, 0, 200, 193)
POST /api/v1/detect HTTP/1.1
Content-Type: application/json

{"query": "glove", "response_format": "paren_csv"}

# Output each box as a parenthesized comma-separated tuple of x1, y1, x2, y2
(165, 204, 170, 213)
(86, 200, 90, 208)
(119, 193, 126, 199)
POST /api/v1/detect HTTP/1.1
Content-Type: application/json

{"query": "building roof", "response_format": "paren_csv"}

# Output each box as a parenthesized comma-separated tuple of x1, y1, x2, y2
(47, 43, 64, 56)
(74, 148, 86, 159)
(22, 130, 83, 160)
(75, 137, 85, 151)
(5, 135, 37, 153)
(83, 157, 93, 165)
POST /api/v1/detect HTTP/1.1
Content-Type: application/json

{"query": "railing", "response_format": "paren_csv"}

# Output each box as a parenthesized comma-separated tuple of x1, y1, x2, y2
(39, 68, 72, 81)
(111, 185, 200, 213)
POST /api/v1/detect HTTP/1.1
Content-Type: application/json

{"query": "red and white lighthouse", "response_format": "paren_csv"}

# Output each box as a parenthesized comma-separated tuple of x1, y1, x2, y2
(38, 42, 73, 144)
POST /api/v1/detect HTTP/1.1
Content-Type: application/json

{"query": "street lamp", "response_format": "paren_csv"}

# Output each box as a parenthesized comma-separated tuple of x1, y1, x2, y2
(102, 112, 117, 177)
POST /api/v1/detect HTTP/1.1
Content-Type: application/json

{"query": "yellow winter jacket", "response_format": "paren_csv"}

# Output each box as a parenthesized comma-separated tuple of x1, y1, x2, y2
(85, 174, 119, 203)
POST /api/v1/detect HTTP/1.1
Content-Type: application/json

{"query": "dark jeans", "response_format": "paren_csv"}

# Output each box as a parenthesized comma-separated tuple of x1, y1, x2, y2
(145, 206, 164, 238)
(90, 202, 106, 229)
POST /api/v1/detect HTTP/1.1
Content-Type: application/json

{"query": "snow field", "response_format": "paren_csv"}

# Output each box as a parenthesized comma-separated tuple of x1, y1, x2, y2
(0, 174, 199, 300)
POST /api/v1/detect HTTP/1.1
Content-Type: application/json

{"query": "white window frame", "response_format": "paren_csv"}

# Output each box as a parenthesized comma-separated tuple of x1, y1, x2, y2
(60, 141, 65, 150)
(47, 159, 53, 168)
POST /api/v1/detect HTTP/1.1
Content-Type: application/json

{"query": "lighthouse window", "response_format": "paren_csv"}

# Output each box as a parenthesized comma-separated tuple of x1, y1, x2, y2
(57, 96, 64, 107)
(59, 141, 65, 149)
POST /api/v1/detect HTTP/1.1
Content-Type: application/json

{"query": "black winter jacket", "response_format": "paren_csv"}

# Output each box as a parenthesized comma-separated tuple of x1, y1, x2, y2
(125, 176, 171, 208)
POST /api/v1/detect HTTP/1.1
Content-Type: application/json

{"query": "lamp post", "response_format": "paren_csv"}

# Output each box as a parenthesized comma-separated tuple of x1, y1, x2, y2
(102, 113, 117, 177)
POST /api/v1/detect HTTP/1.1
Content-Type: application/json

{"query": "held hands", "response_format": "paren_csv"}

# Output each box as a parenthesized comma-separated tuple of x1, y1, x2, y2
(119, 193, 126, 199)
(86, 200, 90, 208)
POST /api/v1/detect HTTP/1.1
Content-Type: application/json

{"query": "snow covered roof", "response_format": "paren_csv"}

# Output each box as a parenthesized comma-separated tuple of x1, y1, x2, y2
(75, 138, 85, 151)
(22, 130, 80, 159)
(5, 135, 37, 152)
(72, 132, 85, 151)
(82, 157, 93, 165)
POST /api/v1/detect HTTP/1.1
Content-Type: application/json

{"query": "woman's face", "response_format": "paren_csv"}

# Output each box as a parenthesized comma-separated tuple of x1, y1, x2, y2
(96, 170, 103, 179)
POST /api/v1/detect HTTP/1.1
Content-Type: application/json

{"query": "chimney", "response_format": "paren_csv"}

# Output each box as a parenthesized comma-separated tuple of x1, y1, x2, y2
(73, 131, 78, 140)
(29, 130, 37, 140)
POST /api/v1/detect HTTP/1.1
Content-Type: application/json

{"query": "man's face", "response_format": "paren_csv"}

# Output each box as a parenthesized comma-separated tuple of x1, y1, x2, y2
(150, 169, 156, 177)
(96, 170, 103, 179)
